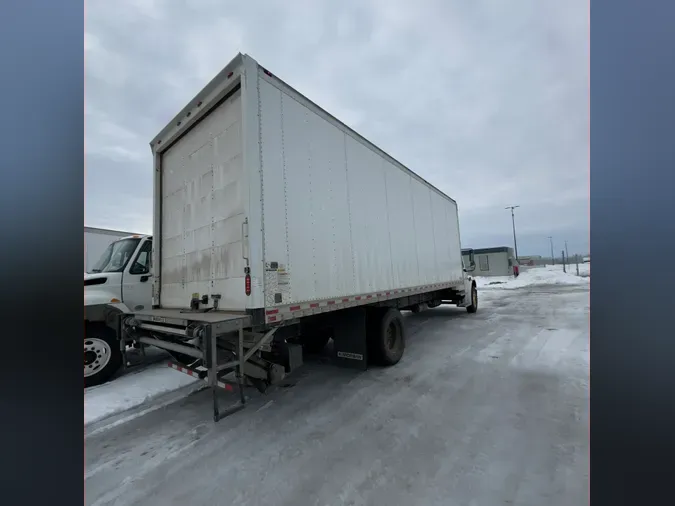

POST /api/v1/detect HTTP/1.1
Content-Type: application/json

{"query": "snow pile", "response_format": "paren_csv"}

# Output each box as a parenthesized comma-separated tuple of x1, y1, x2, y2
(85, 362, 201, 426)
(475, 264, 590, 290)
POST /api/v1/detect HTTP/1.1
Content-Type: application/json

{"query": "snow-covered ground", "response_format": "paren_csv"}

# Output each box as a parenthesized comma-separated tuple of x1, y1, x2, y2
(86, 283, 589, 506)
(476, 263, 590, 290)
(85, 361, 201, 427)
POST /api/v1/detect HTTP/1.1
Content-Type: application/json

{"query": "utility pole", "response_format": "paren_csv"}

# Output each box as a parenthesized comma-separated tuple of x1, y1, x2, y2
(564, 240, 569, 262)
(505, 205, 520, 261)
(547, 236, 555, 265)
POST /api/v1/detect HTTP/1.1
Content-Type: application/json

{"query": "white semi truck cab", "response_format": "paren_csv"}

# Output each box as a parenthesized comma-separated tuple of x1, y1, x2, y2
(84, 234, 153, 387)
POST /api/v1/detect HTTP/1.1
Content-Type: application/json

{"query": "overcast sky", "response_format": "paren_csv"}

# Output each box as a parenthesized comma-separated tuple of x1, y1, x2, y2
(85, 0, 588, 257)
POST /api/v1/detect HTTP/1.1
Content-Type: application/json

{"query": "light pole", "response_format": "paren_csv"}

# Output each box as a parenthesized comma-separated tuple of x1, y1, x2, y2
(505, 205, 520, 261)
(564, 240, 569, 264)
(547, 236, 555, 265)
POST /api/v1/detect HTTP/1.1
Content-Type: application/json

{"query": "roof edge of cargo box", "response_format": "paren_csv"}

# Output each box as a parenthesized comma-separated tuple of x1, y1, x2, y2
(150, 52, 457, 206)
(149, 52, 246, 151)
(84, 226, 145, 237)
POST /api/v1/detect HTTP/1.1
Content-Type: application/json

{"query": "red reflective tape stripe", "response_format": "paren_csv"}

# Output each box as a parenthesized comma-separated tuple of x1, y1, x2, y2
(258, 284, 465, 316)
(268, 315, 277, 322)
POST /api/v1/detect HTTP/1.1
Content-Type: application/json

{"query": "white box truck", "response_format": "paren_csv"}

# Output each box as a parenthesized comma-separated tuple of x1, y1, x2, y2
(120, 53, 478, 420)
(84, 233, 153, 387)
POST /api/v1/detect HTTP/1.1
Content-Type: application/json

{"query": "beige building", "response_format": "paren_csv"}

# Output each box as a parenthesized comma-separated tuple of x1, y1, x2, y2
(462, 247, 518, 277)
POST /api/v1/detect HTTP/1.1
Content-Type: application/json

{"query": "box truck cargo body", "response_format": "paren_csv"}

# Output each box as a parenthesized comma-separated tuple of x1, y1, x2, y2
(123, 53, 478, 421)
(153, 55, 465, 317)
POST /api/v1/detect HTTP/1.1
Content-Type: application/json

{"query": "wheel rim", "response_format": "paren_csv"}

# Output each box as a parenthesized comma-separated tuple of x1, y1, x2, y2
(84, 338, 112, 378)
(385, 321, 401, 352)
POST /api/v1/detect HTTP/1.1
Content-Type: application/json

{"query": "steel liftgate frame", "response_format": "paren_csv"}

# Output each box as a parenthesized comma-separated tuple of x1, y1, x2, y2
(119, 311, 277, 422)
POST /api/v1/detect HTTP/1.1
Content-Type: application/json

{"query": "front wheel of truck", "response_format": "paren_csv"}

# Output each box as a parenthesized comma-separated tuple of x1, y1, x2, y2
(84, 323, 122, 388)
(466, 284, 478, 313)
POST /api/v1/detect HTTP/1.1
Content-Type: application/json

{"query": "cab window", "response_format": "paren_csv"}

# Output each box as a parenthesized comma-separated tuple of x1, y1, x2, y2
(129, 240, 152, 275)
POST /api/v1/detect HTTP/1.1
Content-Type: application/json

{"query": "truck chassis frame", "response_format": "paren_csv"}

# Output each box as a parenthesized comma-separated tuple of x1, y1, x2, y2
(119, 284, 474, 422)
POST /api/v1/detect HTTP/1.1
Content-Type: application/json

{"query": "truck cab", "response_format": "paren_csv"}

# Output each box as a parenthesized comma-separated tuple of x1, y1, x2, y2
(84, 234, 153, 387)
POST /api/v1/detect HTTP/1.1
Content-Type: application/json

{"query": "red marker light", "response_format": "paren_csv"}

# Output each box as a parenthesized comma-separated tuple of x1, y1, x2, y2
(245, 274, 251, 296)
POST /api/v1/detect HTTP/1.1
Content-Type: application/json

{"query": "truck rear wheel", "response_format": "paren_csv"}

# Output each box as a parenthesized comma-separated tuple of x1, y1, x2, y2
(466, 284, 478, 313)
(84, 323, 122, 388)
(369, 308, 406, 366)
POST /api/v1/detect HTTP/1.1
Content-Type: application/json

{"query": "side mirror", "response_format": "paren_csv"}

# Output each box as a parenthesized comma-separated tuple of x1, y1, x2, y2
(464, 249, 476, 272)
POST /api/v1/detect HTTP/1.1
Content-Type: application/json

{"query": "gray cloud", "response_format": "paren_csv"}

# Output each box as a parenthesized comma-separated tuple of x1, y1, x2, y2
(85, 0, 588, 256)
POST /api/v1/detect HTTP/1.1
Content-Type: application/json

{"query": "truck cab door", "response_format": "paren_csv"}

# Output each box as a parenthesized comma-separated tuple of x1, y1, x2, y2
(122, 238, 153, 312)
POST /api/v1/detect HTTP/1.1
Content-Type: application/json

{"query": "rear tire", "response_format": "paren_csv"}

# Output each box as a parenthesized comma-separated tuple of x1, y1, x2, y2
(466, 284, 478, 313)
(369, 308, 406, 366)
(84, 324, 122, 388)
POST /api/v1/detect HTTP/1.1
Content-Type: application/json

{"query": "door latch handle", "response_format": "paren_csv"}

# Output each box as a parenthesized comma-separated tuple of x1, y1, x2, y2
(140, 275, 150, 282)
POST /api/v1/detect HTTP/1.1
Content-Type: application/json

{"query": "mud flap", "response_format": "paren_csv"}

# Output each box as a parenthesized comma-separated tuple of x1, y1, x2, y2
(331, 307, 368, 371)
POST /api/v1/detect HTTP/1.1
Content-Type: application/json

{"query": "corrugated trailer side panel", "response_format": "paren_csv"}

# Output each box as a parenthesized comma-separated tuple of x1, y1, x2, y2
(259, 79, 357, 305)
(383, 163, 422, 288)
(433, 193, 462, 281)
(257, 70, 464, 308)
(410, 176, 438, 285)
(345, 138, 395, 295)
